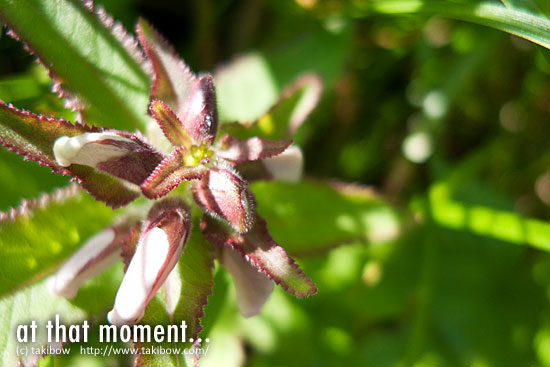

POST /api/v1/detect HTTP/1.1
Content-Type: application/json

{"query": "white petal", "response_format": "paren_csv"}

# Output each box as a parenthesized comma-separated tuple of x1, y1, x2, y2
(222, 247, 273, 318)
(47, 228, 120, 298)
(53, 132, 133, 167)
(107, 227, 184, 325)
(262, 145, 303, 183)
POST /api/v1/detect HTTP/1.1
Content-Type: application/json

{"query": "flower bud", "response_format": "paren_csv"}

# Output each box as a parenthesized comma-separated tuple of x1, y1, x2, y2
(47, 227, 125, 299)
(107, 200, 189, 325)
(53, 132, 132, 167)
(53, 131, 163, 185)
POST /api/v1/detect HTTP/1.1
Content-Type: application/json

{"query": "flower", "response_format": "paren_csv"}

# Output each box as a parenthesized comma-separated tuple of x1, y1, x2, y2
(45, 19, 317, 325)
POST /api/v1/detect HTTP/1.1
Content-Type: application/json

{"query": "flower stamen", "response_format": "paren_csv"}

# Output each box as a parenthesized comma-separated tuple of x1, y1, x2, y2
(183, 144, 213, 167)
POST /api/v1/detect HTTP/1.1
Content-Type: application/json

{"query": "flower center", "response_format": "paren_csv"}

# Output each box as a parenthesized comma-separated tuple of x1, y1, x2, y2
(183, 144, 213, 166)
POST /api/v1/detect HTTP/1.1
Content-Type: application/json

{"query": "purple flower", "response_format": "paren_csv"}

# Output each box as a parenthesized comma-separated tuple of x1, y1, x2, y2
(45, 20, 318, 325)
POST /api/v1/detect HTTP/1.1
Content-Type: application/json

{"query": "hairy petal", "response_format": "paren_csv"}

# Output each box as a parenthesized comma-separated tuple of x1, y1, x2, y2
(47, 222, 136, 298)
(220, 246, 273, 318)
(178, 75, 218, 145)
(136, 19, 196, 109)
(216, 134, 292, 164)
(201, 215, 316, 297)
(141, 146, 208, 199)
(149, 99, 193, 148)
(193, 168, 255, 233)
(54, 131, 163, 185)
(108, 198, 190, 325)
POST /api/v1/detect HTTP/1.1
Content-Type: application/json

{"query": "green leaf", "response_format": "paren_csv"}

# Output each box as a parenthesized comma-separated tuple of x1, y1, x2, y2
(215, 53, 279, 124)
(0, 185, 116, 297)
(501, 0, 550, 18)
(215, 20, 351, 125)
(200, 266, 230, 338)
(351, 0, 550, 51)
(0, 280, 86, 367)
(0, 148, 69, 211)
(250, 180, 402, 254)
(429, 181, 550, 251)
(0, 0, 150, 131)
(221, 73, 322, 142)
(172, 220, 215, 343)
(135, 297, 186, 367)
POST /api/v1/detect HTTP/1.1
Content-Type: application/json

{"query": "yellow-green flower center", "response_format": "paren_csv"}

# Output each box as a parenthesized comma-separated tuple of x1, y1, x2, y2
(183, 144, 213, 166)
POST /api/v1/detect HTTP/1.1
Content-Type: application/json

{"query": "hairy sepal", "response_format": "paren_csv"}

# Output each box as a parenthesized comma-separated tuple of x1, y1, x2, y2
(136, 19, 196, 109)
(216, 134, 292, 164)
(201, 215, 317, 297)
(193, 168, 256, 234)
(177, 75, 218, 145)
(141, 146, 208, 199)
(149, 99, 193, 148)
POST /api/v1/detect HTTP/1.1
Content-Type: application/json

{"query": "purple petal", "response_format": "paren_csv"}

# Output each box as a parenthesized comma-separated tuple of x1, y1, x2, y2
(216, 134, 292, 164)
(177, 75, 218, 145)
(220, 246, 273, 318)
(201, 214, 317, 297)
(141, 146, 208, 199)
(108, 198, 190, 325)
(149, 99, 193, 148)
(193, 168, 255, 234)
(136, 19, 197, 109)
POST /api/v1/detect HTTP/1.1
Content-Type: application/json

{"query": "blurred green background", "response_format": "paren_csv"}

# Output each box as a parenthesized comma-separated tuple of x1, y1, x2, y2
(1, 0, 550, 366)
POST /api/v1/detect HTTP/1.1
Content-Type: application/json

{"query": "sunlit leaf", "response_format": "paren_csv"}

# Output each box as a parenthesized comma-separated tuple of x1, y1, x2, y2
(0, 0, 150, 130)
(352, 0, 550, 50)
(250, 180, 402, 254)
(0, 185, 115, 297)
